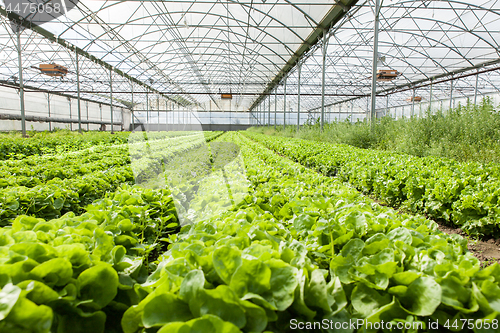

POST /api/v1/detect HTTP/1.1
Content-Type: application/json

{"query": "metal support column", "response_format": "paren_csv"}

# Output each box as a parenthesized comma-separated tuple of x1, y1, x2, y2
(474, 70, 479, 105)
(264, 101, 266, 126)
(76, 50, 82, 132)
(68, 98, 72, 131)
(274, 89, 277, 130)
(131, 82, 134, 131)
(351, 101, 354, 123)
(263, 102, 265, 126)
(157, 95, 160, 130)
(283, 76, 287, 130)
(370, 0, 381, 126)
(268, 95, 271, 127)
(258, 102, 260, 126)
(146, 91, 149, 131)
(449, 79, 454, 111)
(258, 104, 260, 126)
(16, 25, 26, 137)
(411, 89, 415, 117)
(110, 69, 114, 133)
(262, 102, 264, 126)
(297, 61, 301, 132)
(47, 94, 51, 131)
(321, 31, 327, 132)
(429, 79, 433, 114)
(86, 101, 89, 131)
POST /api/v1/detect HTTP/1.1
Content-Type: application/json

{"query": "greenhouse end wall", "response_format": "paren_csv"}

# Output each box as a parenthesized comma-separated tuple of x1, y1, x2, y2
(0, 86, 124, 132)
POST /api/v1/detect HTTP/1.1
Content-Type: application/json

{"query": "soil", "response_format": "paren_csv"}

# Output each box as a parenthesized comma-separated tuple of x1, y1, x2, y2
(366, 194, 500, 266)
(437, 224, 500, 267)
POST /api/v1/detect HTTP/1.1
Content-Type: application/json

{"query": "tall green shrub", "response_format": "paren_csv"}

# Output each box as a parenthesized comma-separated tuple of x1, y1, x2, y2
(248, 97, 500, 164)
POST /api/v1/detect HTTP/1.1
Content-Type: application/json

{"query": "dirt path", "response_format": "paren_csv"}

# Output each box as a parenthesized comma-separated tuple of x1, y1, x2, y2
(373, 194, 500, 266)
(437, 224, 500, 266)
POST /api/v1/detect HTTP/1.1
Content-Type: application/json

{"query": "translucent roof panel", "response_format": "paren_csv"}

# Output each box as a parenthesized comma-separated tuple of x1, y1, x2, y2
(0, 0, 349, 110)
(0, 0, 499, 114)
(266, 0, 500, 114)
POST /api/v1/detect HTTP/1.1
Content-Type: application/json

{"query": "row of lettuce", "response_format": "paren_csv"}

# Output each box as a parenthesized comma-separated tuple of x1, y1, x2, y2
(0, 131, 222, 225)
(0, 131, 203, 160)
(243, 131, 500, 238)
(0, 131, 130, 160)
(2, 131, 499, 332)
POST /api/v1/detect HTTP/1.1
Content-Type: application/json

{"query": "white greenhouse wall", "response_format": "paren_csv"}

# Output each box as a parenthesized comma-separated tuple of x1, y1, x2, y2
(0, 86, 125, 132)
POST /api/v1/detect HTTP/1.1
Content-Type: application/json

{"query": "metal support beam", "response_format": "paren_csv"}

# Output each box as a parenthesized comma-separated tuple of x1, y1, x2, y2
(321, 31, 327, 132)
(449, 80, 453, 111)
(249, 0, 359, 111)
(260, 104, 262, 126)
(262, 101, 264, 126)
(411, 89, 415, 117)
(68, 98, 72, 131)
(257, 103, 262, 126)
(0, 112, 118, 125)
(283, 76, 287, 130)
(110, 69, 114, 133)
(274, 89, 277, 130)
(259, 103, 261, 126)
(146, 91, 149, 131)
(297, 60, 301, 132)
(0, 8, 184, 108)
(351, 101, 354, 123)
(76, 50, 82, 132)
(429, 79, 433, 113)
(268, 95, 271, 127)
(370, 0, 380, 126)
(86, 101, 89, 131)
(474, 70, 479, 105)
(131, 82, 134, 131)
(16, 25, 26, 137)
(263, 102, 265, 126)
(47, 94, 51, 131)
(256, 106, 259, 126)
(265, 100, 267, 126)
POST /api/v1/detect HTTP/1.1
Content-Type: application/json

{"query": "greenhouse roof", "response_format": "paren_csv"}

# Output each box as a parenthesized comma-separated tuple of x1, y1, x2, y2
(0, 0, 499, 112)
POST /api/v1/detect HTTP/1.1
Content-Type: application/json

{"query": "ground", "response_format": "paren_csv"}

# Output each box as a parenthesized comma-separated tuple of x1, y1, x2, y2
(437, 224, 500, 267)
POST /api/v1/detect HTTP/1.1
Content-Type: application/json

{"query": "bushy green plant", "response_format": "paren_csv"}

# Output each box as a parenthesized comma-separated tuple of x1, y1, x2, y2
(248, 97, 500, 164)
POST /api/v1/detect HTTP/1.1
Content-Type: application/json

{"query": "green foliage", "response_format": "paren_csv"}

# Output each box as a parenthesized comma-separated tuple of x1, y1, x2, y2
(119, 132, 500, 332)
(249, 97, 500, 164)
(0, 184, 179, 333)
(1, 130, 500, 332)
(245, 131, 500, 237)
(0, 130, 217, 161)
(0, 131, 130, 160)
(0, 132, 223, 225)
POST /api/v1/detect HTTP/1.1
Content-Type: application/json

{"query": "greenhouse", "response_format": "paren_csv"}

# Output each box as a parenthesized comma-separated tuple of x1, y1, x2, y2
(1, 0, 500, 332)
